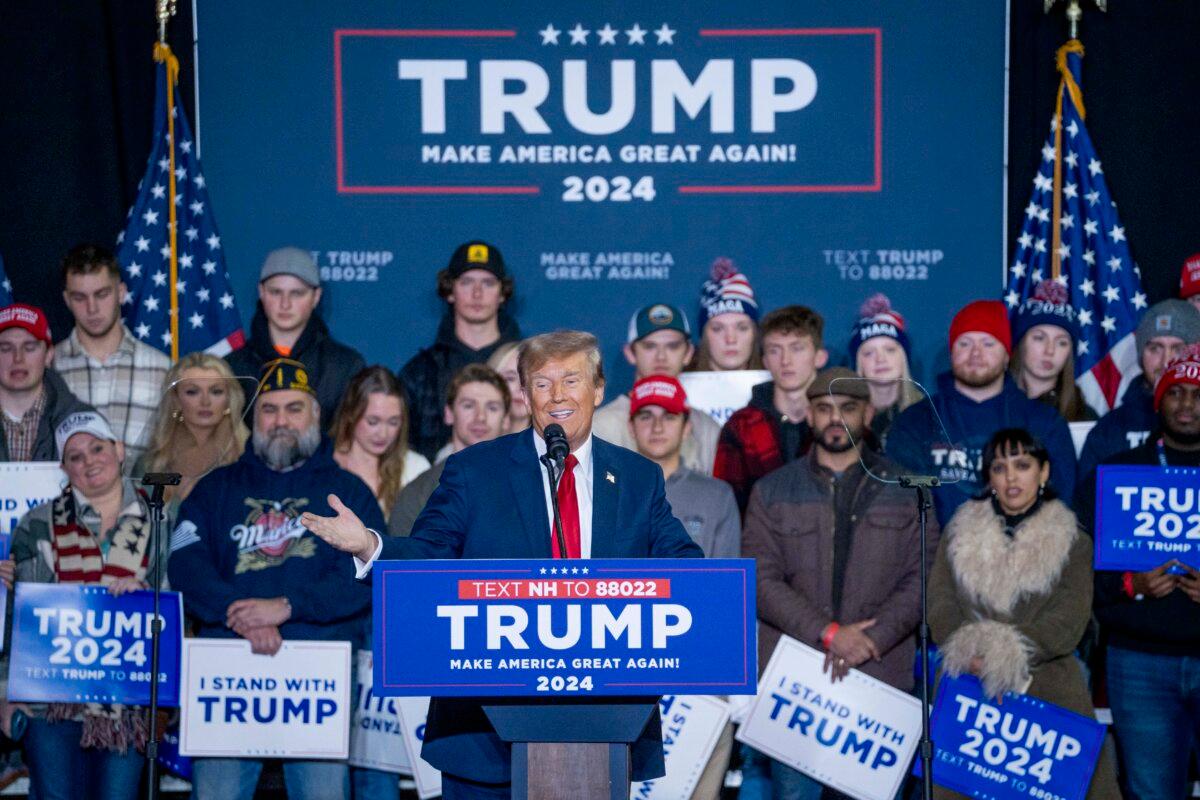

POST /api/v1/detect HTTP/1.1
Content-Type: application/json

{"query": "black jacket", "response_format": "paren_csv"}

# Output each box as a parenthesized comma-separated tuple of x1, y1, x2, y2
(0, 369, 93, 461)
(1077, 378, 1157, 482)
(1079, 439, 1200, 656)
(398, 310, 521, 462)
(226, 303, 365, 430)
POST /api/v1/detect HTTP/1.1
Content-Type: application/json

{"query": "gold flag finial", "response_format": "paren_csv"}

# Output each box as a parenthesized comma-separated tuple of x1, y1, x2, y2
(156, 0, 178, 44)
(1044, 0, 1107, 40)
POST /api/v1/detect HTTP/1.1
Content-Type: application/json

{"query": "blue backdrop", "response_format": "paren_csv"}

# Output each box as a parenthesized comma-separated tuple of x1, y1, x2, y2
(195, 1, 1007, 389)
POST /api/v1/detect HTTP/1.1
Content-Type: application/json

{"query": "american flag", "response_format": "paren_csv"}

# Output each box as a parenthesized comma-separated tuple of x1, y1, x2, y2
(116, 46, 244, 358)
(0, 254, 12, 305)
(1005, 40, 1146, 414)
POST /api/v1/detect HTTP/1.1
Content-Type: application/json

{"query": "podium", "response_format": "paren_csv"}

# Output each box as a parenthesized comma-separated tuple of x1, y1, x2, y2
(484, 700, 656, 799)
(371, 558, 758, 800)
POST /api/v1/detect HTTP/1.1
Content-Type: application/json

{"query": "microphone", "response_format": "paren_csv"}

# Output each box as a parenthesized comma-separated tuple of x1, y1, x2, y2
(543, 423, 570, 467)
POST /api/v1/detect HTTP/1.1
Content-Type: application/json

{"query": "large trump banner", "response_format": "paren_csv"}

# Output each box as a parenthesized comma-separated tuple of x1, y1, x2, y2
(195, 1, 1006, 384)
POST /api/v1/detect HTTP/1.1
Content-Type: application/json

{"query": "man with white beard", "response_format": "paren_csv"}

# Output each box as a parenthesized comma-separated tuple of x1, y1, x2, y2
(168, 358, 383, 800)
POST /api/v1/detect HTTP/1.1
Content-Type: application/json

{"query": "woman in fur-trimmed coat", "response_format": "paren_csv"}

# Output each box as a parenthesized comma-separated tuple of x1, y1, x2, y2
(928, 428, 1119, 800)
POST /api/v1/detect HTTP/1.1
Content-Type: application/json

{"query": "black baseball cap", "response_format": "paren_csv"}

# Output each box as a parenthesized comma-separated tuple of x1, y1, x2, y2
(447, 241, 506, 280)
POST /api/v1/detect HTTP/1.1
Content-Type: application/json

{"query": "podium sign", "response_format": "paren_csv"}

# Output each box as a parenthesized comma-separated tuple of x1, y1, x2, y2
(373, 558, 757, 697)
(1095, 464, 1200, 571)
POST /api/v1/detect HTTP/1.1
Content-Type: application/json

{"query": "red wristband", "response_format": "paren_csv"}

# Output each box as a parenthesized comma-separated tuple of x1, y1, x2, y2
(1121, 572, 1135, 599)
(821, 622, 840, 649)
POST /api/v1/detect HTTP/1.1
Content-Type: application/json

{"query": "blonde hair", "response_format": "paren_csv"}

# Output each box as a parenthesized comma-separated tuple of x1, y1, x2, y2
(486, 341, 521, 374)
(142, 352, 250, 474)
(518, 330, 605, 388)
(330, 367, 414, 515)
(854, 349, 923, 412)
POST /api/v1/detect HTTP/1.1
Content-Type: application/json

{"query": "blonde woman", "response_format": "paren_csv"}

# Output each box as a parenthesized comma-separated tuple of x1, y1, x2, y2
(134, 352, 249, 510)
(330, 366, 429, 517)
(487, 341, 531, 433)
(849, 294, 923, 447)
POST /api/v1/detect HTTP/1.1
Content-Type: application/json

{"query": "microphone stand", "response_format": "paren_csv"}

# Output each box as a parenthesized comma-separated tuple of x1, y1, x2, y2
(539, 455, 569, 559)
(141, 472, 180, 800)
(897, 474, 939, 800)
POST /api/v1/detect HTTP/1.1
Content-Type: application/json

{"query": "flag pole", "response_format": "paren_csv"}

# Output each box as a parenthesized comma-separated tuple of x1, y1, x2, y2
(1044, 0, 1105, 281)
(156, 0, 179, 361)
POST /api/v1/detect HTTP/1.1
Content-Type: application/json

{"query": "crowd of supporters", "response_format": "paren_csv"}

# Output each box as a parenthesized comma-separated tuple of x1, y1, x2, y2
(0, 240, 1199, 798)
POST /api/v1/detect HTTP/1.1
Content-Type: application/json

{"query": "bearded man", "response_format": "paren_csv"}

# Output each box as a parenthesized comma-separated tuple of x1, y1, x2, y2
(886, 300, 1077, 525)
(168, 358, 382, 800)
(741, 367, 938, 798)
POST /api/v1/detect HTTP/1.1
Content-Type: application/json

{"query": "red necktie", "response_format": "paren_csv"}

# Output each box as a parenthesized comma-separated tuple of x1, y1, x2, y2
(553, 453, 581, 559)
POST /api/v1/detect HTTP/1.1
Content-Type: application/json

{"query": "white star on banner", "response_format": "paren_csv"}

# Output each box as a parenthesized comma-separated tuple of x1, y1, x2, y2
(1107, 256, 1122, 271)
(152, 271, 166, 287)
(538, 24, 560, 45)
(127, 262, 142, 278)
(190, 200, 204, 216)
(1078, 308, 1093, 326)
(654, 23, 676, 44)
(1024, 203, 1040, 220)
(1085, 190, 1100, 206)
(1083, 249, 1096, 265)
(1064, 150, 1079, 168)
(202, 260, 216, 275)
(160, 331, 172, 347)
(1109, 225, 1126, 243)
(1080, 279, 1096, 297)
(135, 322, 150, 339)
(596, 23, 618, 44)
(568, 23, 589, 44)
(206, 234, 221, 250)
(1005, 290, 1020, 308)
(193, 174, 205, 189)
(144, 296, 159, 312)
(1060, 213, 1074, 230)
(1011, 262, 1026, 279)
(151, 184, 165, 199)
(625, 23, 647, 44)
(134, 236, 150, 252)
(184, 226, 198, 241)
(219, 293, 234, 309)
(1083, 219, 1098, 237)
(1077, 340, 1089, 355)
(196, 288, 210, 302)
(1033, 173, 1053, 192)
(1018, 232, 1033, 249)
(1101, 316, 1116, 333)
(1132, 292, 1148, 310)
(1041, 144, 1056, 162)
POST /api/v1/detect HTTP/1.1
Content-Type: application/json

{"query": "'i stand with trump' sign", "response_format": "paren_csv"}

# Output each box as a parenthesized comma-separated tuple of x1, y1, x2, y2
(922, 673, 1105, 800)
(736, 637, 921, 800)
(1094, 464, 1200, 572)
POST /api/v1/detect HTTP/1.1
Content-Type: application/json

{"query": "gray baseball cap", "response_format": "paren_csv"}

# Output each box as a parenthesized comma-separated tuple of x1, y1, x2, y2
(1135, 299, 1200, 352)
(259, 247, 320, 288)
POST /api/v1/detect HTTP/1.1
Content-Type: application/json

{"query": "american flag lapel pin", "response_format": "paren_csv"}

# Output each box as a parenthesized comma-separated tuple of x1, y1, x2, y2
(606, 471, 616, 484)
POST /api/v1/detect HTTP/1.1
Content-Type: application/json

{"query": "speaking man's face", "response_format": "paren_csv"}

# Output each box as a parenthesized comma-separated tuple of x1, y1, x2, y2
(525, 351, 604, 452)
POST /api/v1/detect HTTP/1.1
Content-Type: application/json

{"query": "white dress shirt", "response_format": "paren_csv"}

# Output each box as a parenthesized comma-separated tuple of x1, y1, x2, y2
(355, 431, 595, 577)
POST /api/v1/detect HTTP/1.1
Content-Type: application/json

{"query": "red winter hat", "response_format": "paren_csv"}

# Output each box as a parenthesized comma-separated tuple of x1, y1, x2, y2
(1180, 253, 1200, 300)
(1154, 344, 1200, 411)
(0, 303, 52, 345)
(949, 300, 1011, 355)
(629, 375, 688, 417)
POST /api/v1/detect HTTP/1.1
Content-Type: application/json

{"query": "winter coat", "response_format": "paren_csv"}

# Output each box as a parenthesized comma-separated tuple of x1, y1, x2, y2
(715, 380, 812, 514)
(0, 369, 93, 461)
(928, 498, 1119, 800)
(226, 303, 366, 431)
(885, 372, 1076, 526)
(742, 448, 937, 691)
(1077, 377, 1156, 482)
(398, 310, 521, 463)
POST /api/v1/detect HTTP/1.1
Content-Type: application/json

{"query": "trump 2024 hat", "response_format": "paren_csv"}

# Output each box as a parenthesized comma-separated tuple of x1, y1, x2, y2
(55, 411, 117, 457)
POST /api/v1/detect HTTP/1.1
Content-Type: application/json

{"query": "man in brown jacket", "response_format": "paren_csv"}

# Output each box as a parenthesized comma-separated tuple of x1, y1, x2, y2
(740, 367, 938, 798)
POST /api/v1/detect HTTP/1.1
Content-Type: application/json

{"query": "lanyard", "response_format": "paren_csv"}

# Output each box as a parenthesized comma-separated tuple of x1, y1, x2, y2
(1156, 437, 1169, 468)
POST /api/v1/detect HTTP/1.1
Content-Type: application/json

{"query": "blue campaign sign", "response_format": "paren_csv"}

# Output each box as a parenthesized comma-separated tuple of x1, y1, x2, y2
(8, 584, 184, 706)
(921, 674, 1105, 800)
(1094, 464, 1200, 572)
(196, 2, 1006, 388)
(373, 558, 757, 697)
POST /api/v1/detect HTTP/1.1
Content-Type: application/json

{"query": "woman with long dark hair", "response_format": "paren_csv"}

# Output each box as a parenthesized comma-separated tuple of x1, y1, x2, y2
(928, 427, 1117, 798)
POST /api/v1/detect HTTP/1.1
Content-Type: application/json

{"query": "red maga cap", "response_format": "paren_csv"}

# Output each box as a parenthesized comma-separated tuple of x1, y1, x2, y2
(629, 375, 688, 417)
(0, 303, 52, 345)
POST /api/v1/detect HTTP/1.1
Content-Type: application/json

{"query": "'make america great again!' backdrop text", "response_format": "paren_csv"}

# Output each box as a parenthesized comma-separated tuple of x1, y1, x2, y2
(196, 1, 1007, 387)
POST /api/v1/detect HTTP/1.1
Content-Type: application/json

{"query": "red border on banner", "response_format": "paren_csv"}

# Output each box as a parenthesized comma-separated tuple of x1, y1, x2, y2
(334, 28, 540, 195)
(333, 27, 881, 196)
(678, 27, 883, 194)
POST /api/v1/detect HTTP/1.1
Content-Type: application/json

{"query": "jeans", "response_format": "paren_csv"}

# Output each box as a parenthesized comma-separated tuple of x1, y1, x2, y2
(189, 757, 348, 799)
(1107, 645, 1200, 800)
(440, 774, 511, 799)
(351, 765, 398, 798)
(736, 743, 771, 800)
(23, 718, 144, 800)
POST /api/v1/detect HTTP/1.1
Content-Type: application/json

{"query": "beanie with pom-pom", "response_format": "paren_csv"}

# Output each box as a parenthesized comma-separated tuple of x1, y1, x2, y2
(848, 293, 910, 362)
(698, 257, 759, 331)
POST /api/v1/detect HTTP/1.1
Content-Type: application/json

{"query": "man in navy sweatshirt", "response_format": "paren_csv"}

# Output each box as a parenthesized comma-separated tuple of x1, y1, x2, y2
(168, 358, 383, 799)
(886, 300, 1076, 526)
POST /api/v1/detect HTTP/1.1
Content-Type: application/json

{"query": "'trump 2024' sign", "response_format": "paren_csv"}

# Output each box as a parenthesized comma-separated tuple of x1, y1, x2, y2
(1095, 464, 1200, 571)
(372, 559, 756, 697)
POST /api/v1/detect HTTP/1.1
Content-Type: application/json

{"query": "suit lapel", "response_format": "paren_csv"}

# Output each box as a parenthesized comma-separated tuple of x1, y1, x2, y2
(590, 439, 619, 558)
(509, 429, 552, 558)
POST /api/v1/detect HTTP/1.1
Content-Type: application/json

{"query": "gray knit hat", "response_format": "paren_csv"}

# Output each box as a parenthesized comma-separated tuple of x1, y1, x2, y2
(1135, 299, 1200, 352)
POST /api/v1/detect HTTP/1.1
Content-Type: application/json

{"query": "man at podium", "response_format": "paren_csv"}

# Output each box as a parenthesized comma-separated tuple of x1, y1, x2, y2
(303, 329, 702, 798)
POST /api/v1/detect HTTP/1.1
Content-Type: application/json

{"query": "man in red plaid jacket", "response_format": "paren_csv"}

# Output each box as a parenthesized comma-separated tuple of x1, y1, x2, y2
(715, 306, 827, 513)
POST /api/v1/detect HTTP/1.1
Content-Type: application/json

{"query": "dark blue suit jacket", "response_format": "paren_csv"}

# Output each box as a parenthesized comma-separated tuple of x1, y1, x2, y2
(378, 428, 703, 784)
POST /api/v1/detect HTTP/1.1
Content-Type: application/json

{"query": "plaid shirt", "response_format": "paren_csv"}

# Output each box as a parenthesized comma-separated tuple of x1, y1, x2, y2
(714, 401, 812, 515)
(1, 388, 47, 461)
(55, 326, 171, 470)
